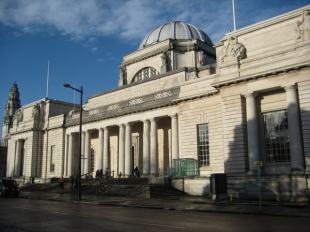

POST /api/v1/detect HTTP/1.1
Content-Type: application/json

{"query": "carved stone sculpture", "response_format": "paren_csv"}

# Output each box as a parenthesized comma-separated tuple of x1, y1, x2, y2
(32, 103, 40, 119)
(118, 66, 127, 86)
(160, 52, 167, 73)
(14, 109, 23, 123)
(295, 9, 310, 41)
(220, 36, 246, 63)
(198, 51, 206, 66)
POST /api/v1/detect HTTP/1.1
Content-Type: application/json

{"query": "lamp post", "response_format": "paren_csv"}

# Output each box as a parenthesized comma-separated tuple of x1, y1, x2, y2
(64, 83, 83, 201)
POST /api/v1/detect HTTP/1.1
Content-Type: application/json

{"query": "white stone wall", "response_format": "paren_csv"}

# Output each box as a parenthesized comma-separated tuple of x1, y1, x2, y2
(178, 95, 224, 176)
(31, 130, 43, 177)
(172, 177, 210, 196)
(42, 128, 65, 178)
(221, 93, 248, 173)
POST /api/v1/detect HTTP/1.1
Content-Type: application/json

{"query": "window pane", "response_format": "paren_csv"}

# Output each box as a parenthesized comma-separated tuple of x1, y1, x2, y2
(197, 123, 210, 167)
(263, 110, 290, 162)
(150, 67, 156, 77)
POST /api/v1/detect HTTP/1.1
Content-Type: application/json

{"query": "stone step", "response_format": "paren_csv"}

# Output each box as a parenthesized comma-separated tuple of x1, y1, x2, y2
(81, 183, 150, 198)
(150, 185, 188, 198)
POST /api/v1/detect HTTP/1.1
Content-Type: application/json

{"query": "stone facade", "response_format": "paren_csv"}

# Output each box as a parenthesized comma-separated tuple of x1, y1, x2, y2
(2, 6, 310, 201)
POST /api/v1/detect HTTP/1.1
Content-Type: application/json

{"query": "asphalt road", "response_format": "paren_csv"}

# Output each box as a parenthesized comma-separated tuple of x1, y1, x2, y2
(0, 198, 309, 232)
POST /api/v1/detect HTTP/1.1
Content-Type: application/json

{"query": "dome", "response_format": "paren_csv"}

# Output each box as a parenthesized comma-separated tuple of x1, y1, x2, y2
(139, 21, 213, 49)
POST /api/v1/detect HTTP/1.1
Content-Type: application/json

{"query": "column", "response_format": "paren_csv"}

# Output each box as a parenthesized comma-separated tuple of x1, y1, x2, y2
(84, 130, 90, 174)
(285, 85, 304, 171)
(125, 123, 132, 176)
(62, 134, 68, 176)
(245, 93, 260, 171)
(171, 114, 179, 163)
(118, 124, 125, 175)
(81, 132, 85, 175)
(67, 133, 73, 176)
(96, 128, 104, 171)
(150, 118, 158, 175)
(143, 120, 150, 175)
(103, 127, 109, 171)
(14, 140, 21, 176)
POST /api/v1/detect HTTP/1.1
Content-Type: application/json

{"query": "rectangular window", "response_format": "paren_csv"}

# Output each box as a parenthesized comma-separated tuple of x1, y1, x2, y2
(197, 123, 210, 167)
(262, 110, 290, 162)
(50, 145, 56, 172)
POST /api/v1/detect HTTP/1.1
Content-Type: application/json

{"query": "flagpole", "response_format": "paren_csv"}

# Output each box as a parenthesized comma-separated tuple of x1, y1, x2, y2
(232, 0, 237, 31)
(46, 60, 50, 98)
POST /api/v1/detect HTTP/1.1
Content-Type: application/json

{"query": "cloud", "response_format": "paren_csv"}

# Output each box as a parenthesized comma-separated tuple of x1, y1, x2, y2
(0, 0, 305, 44)
(91, 47, 98, 53)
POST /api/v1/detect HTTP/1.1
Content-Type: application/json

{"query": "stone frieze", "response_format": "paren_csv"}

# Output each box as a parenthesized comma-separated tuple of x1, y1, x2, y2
(66, 87, 180, 126)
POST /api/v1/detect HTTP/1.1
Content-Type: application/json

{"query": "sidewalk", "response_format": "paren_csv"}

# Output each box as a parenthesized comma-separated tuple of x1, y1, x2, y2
(19, 191, 310, 218)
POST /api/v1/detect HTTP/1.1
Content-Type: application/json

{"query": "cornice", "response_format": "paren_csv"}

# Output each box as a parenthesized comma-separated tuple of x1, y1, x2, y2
(212, 62, 310, 88)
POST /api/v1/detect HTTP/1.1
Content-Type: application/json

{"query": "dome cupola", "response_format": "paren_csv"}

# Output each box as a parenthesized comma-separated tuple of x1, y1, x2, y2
(139, 21, 213, 49)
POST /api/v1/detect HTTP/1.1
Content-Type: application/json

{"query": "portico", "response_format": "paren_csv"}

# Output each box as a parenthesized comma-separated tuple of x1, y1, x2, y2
(64, 112, 179, 178)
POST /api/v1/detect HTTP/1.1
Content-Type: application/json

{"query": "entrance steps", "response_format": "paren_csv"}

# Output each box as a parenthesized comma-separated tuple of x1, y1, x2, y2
(81, 177, 150, 198)
(81, 177, 187, 198)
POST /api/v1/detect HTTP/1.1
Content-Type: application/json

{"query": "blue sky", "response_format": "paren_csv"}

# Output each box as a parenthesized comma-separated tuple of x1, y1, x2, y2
(0, 0, 309, 137)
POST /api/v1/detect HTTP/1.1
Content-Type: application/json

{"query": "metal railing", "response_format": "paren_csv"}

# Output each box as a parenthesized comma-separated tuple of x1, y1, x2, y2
(159, 158, 199, 177)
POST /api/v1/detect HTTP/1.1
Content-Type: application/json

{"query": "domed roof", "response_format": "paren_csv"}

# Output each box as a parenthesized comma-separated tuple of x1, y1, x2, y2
(139, 21, 213, 49)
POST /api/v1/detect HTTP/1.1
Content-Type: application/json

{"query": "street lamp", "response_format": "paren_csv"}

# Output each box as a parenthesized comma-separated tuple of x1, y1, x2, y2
(64, 83, 83, 201)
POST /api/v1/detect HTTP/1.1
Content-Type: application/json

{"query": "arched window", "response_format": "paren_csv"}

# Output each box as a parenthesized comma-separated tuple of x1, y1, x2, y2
(132, 67, 157, 83)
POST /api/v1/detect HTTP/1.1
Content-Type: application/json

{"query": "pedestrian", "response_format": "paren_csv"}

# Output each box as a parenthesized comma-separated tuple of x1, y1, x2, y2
(134, 166, 139, 178)
(105, 168, 111, 180)
(118, 172, 122, 179)
(95, 169, 99, 179)
(136, 168, 140, 178)
(99, 169, 103, 179)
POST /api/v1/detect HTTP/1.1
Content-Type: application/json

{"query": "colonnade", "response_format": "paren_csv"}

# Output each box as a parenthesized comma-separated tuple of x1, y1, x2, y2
(64, 114, 179, 177)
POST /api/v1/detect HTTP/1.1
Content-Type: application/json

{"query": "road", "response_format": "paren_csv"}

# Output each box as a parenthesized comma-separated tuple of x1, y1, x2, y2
(0, 198, 309, 232)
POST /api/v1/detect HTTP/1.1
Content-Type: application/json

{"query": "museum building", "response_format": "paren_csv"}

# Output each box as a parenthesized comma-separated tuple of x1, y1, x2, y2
(2, 6, 310, 201)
